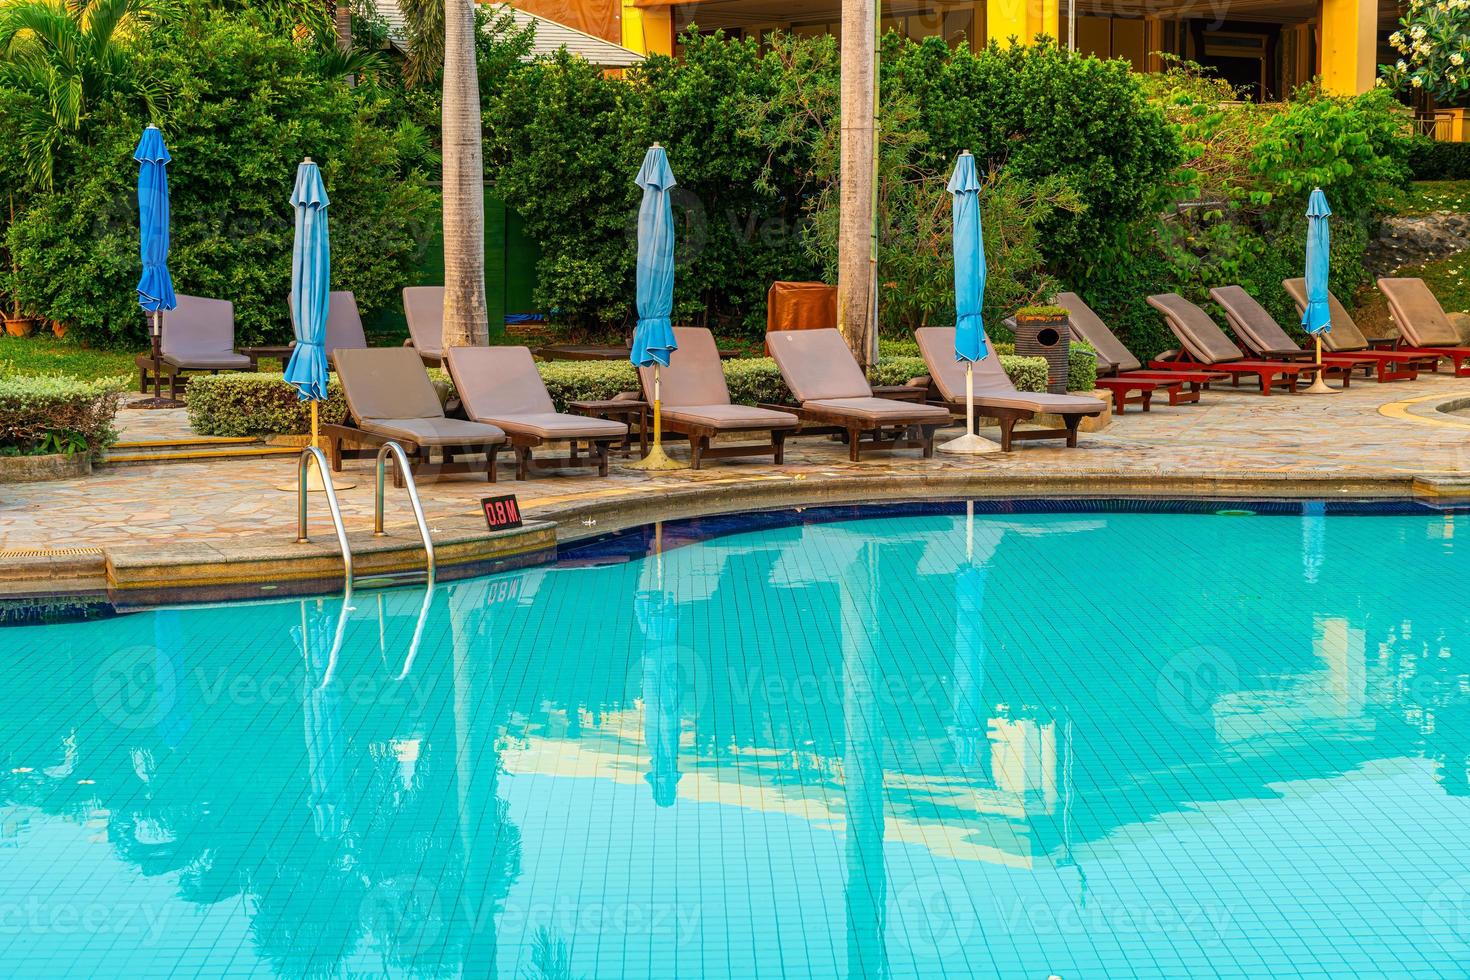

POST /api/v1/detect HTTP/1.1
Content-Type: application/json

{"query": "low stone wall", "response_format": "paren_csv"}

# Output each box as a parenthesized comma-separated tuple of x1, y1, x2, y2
(0, 452, 90, 484)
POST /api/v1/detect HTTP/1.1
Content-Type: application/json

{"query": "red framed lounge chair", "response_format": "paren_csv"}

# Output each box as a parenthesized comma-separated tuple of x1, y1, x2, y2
(1145, 293, 1319, 395)
(1281, 279, 1437, 383)
(1208, 285, 1382, 386)
(1052, 292, 1229, 402)
(1376, 278, 1470, 378)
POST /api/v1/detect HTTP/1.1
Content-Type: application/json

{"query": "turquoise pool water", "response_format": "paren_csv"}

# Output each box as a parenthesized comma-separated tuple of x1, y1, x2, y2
(3, 501, 1470, 978)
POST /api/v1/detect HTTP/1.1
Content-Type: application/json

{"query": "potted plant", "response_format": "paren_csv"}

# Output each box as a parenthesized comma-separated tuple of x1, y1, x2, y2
(1013, 304, 1072, 394)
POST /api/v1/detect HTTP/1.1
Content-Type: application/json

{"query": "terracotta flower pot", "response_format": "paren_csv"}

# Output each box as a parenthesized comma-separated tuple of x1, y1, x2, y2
(4, 316, 35, 338)
(51, 320, 67, 339)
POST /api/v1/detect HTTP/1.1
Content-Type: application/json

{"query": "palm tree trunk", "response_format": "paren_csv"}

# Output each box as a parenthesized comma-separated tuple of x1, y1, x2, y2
(837, 0, 877, 368)
(442, 0, 489, 347)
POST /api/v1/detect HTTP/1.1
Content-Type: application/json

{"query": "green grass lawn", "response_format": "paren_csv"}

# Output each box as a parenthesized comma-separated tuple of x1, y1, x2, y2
(0, 335, 142, 382)
(1381, 180, 1470, 218)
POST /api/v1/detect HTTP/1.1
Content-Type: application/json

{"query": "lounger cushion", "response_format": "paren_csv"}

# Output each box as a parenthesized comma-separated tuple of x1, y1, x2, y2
(163, 351, 253, 371)
(478, 412, 625, 441)
(1147, 294, 1243, 365)
(404, 286, 446, 358)
(1055, 292, 1142, 373)
(1209, 285, 1300, 357)
(162, 294, 241, 364)
(1378, 277, 1461, 347)
(804, 396, 951, 426)
(915, 326, 1104, 417)
(290, 290, 366, 358)
(336, 347, 446, 422)
(640, 326, 733, 408)
(662, 404, 800, 430)
(1282, 278, 1371, 352)
(448, 345, 557, 416)
(358, 417, 505, 447)
(767, 329, 873, 401)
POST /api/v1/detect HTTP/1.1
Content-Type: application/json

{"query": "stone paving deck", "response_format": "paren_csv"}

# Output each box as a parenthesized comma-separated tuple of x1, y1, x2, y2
(4, 374, 1470, 560)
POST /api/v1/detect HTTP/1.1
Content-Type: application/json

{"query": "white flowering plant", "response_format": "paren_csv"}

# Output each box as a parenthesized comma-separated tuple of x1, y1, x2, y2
(1380, 0, 1470, 106)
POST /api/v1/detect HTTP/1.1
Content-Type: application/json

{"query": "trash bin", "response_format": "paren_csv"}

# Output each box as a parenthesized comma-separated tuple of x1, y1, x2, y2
(1013, 307, 1071, 394)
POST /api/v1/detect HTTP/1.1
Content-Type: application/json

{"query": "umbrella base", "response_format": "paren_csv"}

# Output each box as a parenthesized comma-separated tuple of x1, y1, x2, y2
(938, 433, 1002, 456)
(276, 466, 356, 493)
(1302, 376, 1339, 395)
(626, 444, 688, 471)
(128, 396, 186, 411)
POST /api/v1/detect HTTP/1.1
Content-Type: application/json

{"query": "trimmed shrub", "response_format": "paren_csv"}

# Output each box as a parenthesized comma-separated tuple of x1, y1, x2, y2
(0, 374, 126, 458)
(186, 374, 350, 437)
(187, 351, 1063, 435)
(1407, 137, 1470, 181)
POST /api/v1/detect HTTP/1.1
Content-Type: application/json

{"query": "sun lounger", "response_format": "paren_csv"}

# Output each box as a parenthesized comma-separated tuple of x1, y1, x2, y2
(915, 327, 1104, 451)
(1282, 278, 1439, 382)
(134, 294, 253, 396)
(1004, 301, 1202, 413)
(1376, 277, 1470, 378)
(403, 286, 445, 367)
(1146, 293, 1319, 395)
(286, 290, 369, 367)
(1208, 285, 1384, 386)
(637, 327, 799, 469)
(1051, 292, 1228, 398)
(447, 345, 627, 479)
(324, 347, 505, 483)
(766, 328, 952, 461)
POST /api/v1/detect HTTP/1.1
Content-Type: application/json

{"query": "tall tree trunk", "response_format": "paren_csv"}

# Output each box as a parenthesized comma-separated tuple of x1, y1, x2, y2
(837, 0, 877, 369)
(442, 0, 489, 347)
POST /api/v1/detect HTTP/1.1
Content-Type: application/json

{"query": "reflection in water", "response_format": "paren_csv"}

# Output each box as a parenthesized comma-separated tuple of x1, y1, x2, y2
(5, 508, 1470, 977)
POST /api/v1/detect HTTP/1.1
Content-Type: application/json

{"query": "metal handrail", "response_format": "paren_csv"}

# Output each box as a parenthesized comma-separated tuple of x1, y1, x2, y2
(296, 446, 354, 596)
(375, 442, 437, 582)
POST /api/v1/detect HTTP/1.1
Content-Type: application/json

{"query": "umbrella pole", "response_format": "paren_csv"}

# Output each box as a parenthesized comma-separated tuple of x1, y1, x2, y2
(939, 362, 1001, 455)
(1304, 334, 1337, 395)
(628, 365, 688, 471)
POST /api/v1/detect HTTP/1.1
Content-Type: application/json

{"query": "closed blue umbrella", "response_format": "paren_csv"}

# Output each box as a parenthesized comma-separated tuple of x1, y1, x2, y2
(134, 125, 181, 408)
(628, 144, 685, 470)
(940, 151, 999, 454)
(284, 159, 332, 406)
(1301, 188, 1337, 395)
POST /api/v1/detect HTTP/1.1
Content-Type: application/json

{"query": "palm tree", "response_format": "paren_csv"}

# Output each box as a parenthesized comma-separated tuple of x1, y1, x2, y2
(836, 0, 877, 367)
(0, 0, 159, 190)
(440, 0, 489, 347)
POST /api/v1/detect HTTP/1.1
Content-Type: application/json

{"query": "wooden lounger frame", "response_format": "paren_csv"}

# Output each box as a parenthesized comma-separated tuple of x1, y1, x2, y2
(320, 423, 501, 485)
(507, 432, 619, 480)
(135, 357, 241, 399)
(928, 399, 1091, 452)
(1148, 352, 1319, 396)
(758, 403, 942, 461)
(654, 419, 788, 470)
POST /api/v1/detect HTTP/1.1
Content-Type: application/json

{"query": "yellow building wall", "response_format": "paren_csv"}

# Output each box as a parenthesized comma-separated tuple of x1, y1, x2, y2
(621, 0, 672, 56)
(1319, 0, 1377, 95)
(985, 0, 1058, 45)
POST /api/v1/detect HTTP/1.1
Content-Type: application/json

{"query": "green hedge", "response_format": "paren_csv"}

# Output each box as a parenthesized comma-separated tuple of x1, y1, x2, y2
(1407, 137, 1470, 181)
(879, 339, 1098, 391)
(0, 374, 126, 459)
(186, 351, 1066, 436)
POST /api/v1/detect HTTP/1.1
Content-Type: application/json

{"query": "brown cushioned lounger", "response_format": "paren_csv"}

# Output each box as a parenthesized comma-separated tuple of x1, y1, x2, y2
(1208, 285, 1382, 386)
(1146, 293, 1318, 395)
(324, 347, 505, 483)
(637, 327, 798, 469)
(1053, 292, 1227, 396)
(915, 327, 1103, 451)
(1279, 279, 1435, 382)
(766, 328, 951, 461)
(1377, 277, 1470, 378)
(1005, 306, 1193, 414)
(135, 294, 253, 397)
(404, 286, 446, 367)
(447, 345, 626, 480)
(288, 290, 369, 366)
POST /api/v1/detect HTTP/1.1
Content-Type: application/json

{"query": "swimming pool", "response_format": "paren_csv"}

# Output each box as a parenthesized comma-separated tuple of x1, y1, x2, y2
(3, 500, 1469, 978)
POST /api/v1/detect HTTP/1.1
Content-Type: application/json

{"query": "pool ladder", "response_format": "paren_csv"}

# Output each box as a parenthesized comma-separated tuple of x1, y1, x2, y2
(295, 442, 437, 594)
(298, 442, 437, 689)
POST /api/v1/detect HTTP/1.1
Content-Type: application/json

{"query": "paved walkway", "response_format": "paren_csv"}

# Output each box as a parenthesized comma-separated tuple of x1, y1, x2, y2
(4, 375, 1470, 554)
